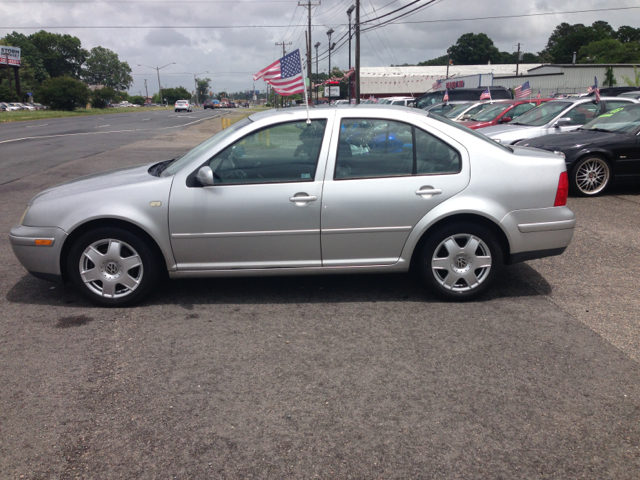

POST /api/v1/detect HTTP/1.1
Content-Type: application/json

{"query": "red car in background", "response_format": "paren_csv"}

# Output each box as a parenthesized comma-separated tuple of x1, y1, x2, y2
(458, 99, 551, 130)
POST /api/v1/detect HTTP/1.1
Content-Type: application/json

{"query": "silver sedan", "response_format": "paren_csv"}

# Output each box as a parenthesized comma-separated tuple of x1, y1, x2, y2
(10, 106, 576, 306)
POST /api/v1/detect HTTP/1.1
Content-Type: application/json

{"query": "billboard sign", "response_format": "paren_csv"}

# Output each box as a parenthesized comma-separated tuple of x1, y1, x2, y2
(0, 46, 21, 67)
(324, 86, 340, 98)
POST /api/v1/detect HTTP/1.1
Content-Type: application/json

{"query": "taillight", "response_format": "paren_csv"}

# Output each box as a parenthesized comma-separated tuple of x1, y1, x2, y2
(554, 171, 568, 206)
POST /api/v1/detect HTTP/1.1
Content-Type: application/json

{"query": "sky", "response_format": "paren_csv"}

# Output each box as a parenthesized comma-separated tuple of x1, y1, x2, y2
(0, 0, 638, 97)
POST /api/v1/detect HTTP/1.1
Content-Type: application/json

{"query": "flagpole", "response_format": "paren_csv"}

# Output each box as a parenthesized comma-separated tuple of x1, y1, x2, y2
(300, 50, 311, 124)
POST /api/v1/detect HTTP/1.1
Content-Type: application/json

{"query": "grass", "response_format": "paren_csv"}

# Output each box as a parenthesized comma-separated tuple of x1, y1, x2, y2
(0, 105, 272, 124)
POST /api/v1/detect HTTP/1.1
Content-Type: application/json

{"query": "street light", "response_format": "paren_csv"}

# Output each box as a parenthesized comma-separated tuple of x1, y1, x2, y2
(326, 28, 336, 101)
(138, 62, 176, 106)
(347, 5, 355, 104)
(314, 41, 321, 103)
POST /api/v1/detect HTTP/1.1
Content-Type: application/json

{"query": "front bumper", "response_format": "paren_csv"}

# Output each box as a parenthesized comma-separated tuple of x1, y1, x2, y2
(9, 225, 68, 281)
(500, 206, 576, 264)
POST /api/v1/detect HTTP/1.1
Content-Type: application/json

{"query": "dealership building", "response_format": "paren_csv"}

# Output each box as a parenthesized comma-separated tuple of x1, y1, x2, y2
(359, 64, 639, 99)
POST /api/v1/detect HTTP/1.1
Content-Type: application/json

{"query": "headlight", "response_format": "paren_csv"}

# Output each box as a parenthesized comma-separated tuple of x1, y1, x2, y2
(19, 205, 30, 225)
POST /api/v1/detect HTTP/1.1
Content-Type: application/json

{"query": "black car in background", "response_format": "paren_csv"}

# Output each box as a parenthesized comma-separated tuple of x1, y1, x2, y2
(518, 104, 640, 196)
(587, 86, 640, 97)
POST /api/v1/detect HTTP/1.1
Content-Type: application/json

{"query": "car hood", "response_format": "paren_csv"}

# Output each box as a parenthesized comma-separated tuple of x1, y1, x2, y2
(459, 120, 494, 130)
(518, 130, 621, 149)
(31, 163, 159, 203)
(480, 123, 533, 136)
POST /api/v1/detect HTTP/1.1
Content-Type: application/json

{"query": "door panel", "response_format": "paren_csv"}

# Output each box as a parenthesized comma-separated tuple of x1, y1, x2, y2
(321, 118, 470, 266)
(169, 119, 331, 270)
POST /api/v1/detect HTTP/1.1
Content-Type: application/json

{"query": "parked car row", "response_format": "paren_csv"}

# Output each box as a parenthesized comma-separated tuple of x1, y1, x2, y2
(1, 102, 46, 111)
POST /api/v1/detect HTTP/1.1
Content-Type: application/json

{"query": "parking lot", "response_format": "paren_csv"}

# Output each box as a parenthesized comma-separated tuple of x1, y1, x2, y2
(1, 111, 639, 479)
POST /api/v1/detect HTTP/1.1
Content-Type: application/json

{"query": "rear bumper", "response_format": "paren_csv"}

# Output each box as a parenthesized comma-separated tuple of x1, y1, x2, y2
(9, 225, 67, 280)
(500, 206, 576, 264)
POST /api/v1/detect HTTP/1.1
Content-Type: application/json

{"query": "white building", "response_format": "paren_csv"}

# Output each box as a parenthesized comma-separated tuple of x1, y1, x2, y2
(359, 64, 638, 98)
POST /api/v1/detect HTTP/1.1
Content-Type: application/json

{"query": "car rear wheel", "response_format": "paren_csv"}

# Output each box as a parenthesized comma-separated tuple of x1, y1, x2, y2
(420, 222, 504, 301)
(67, 227, 161, 307)
(570, 155, 611, 196)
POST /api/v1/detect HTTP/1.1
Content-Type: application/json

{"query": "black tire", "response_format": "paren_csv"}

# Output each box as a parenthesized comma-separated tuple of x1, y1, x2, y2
(569, 155, 611, 197)
(420, 222, 504, 301)
(67, 227, 161, 307)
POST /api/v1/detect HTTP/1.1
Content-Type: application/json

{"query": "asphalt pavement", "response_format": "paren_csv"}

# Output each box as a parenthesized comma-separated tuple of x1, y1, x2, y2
(0, 111, 639, 479)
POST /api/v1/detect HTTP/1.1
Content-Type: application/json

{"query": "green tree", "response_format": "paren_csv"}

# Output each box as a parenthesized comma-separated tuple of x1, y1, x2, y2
(0, 84, 19, 102)
(616, 25, 640, 43)
(29, 30, 87, 79)
(604, 67, 617, 87)
(83, 46, 133, 90)
(196, 77, 211, 103)
(130, 95, 145, 105)
(159, 86, 191, 105)
(1, 32, 50, 84)
(417, 54, 449, 66)
(540, 21, 614, 63)
(448, 33, 501, 65)
(90, 86, 118, 108)
(578, 39, 640, 63)
(38, 76, 90, 110)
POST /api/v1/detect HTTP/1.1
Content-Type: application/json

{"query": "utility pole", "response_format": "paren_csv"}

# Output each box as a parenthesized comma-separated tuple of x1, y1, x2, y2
(299, 1, 320, 104)
(355, 0, 360, 104)
(138, 62, 176, 106)
(275, 41, 291, 107)
(144, 79, 148, 99)
(516, 43, 521, 76)
(347, 4, 355, 104)
(315, 42, 320, 103)
(446, 50, 450, 79)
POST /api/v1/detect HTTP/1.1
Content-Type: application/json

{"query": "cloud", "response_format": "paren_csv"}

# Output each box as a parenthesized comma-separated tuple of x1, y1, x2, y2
(144, 29, 191, 47)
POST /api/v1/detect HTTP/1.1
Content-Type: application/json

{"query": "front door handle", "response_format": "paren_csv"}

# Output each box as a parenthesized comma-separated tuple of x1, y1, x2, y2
(289, 193, 317, 205)
(415, 187, 442, 199)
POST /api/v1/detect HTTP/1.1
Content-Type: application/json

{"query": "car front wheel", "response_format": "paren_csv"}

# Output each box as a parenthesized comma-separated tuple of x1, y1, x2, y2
(67, 227, 161, 307)
(570, 155, 611, 196)
(420, 222, 503, 301)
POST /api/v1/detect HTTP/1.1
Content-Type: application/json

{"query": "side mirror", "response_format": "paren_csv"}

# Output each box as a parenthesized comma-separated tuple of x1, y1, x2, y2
(555, 117, 572, 128)
(500, 116, 512, 123)
(196, 166, 215, 186)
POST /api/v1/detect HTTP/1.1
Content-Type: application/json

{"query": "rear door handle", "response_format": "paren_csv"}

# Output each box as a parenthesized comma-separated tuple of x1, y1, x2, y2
(415, 187, 442, 198)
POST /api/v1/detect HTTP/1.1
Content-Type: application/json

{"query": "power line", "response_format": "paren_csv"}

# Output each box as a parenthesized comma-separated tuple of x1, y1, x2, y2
(1, 6, 638, 29)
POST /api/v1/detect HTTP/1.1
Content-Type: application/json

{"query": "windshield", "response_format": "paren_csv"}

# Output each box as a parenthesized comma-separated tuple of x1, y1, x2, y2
(470, 103, 511, 121)
(581, 104, 640, 133)
(416, 92, 442, 109)
(428, 111, 513, 153)
(509, 101, 571, 126)
(443, 103, 475, 118)
(162, 117, 253, 175)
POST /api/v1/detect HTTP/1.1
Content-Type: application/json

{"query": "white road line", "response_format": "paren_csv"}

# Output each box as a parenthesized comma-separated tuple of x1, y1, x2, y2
(0, 113, 224, 144)
(95, 124, 111, 128)
(26, 124, 49, 128)
(142, 118, 150, 121)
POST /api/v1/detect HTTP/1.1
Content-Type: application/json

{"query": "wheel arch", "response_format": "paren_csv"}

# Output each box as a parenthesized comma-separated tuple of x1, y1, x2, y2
(409, 213, 511, 271)
(570, 149, 614, 170)
(59, 218, 167, 283)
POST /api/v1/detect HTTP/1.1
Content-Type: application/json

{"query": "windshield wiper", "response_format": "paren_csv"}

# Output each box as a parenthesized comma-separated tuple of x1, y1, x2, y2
(586, 128, 614, 133)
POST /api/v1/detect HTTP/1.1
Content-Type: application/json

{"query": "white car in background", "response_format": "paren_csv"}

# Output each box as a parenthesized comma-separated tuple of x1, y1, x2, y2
(20, 103, 36, 110)
(384, 97, 415, 107)
(6, 103, 23, 111)
(174, 100, 192, 113)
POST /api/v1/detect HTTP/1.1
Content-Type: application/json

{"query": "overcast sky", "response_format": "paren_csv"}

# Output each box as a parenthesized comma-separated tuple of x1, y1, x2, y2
(1, 0, 637, 96)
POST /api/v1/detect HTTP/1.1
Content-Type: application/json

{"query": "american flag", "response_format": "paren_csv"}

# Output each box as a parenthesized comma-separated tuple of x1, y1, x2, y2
(480, 88, 491, 100)
(443, 88, 449, 102)
(589, 76, 601, 102)
(514, 81, 531, 99)
(432, 78, 442, 90)
(253, 49, 305, 96)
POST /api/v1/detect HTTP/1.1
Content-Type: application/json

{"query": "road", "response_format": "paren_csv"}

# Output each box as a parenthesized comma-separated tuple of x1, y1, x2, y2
(0, 107, 227, 185)
(0, 111, 639, 479)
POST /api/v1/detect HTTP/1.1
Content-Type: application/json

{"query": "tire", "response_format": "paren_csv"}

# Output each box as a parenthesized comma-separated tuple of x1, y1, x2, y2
(67, 227, 161, 307)
(175, 109, 178, 112)
(570, 155, 611, 197)
(420, 222, 504, 301)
